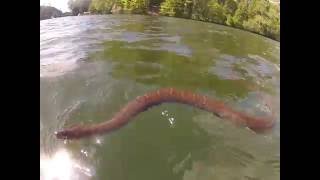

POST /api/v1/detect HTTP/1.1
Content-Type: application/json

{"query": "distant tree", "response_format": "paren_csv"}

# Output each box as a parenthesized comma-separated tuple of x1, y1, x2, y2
(223, 0, 237, 16)
(160, 0, 186, 17)
(40, 6, 63, 20)
(68, 0, 92, 15)
(89, 0, 151, 14)
(89, 0, 117, 14)
(232, 0, 249, 28)
(207, 0, 226, 23)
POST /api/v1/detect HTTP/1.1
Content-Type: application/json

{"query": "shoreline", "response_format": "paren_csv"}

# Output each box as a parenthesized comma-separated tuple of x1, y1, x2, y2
(41, 13, 279, 42)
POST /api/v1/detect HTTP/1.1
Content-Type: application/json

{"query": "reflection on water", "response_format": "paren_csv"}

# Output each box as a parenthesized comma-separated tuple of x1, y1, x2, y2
(40, 15, 279, 180)
(40, 149, 93, 180)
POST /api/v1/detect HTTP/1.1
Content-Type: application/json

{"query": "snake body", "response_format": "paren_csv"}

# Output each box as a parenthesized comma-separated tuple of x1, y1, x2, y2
(56, 88, 275, 140)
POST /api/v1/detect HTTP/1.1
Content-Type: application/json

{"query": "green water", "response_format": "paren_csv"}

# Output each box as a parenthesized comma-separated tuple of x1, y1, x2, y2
(40, 15, 279, 180)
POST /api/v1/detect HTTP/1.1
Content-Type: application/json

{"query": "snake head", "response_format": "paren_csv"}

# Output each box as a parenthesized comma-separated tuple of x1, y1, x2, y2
(55, 125, 84, 140)
(55, 130, 69, 139)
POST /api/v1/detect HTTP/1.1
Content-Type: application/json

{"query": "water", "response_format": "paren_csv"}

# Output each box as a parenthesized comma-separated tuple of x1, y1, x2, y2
(40, 15, 280, 180)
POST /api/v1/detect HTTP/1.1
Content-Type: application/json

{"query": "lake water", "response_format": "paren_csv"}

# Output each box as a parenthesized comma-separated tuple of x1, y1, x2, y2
(40, 15, 280, 180)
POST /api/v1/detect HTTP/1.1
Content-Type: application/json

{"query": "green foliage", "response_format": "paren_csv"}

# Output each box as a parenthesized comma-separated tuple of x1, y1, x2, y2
(160, 0, 186, 17)
(225, 14, 234, 26)
(122, 0, 149, 13)
(159, 0, 279, 41)
(85, 0, 279, 40)
(89, 0, 118, 13)
(88, 0, 149, 14)
(232, 0, 248, 28)
(241, 0, 279, 40)
(207, 0, 226, 23)
(223, 0, 237, 16)
(190, 0, 211, 21)
(68, 0, 92, 15)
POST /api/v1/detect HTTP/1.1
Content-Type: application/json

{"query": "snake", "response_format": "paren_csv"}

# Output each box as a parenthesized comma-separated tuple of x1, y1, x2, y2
(55, 88, 276, 140)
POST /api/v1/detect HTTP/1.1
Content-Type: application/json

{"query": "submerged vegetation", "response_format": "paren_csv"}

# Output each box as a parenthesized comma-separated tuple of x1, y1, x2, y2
(67, 0, 280, 41)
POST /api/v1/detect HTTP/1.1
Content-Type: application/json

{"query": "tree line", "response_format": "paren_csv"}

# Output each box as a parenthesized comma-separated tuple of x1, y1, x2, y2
(67, 0, 280, 41)
(40, 6, 63, 20)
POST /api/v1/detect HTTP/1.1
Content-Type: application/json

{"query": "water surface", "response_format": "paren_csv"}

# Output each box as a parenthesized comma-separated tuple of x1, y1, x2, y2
(40, 15, 280, 180)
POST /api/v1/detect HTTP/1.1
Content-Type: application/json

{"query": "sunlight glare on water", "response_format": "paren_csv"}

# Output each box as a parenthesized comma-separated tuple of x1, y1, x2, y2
(40, 149, 93, 180)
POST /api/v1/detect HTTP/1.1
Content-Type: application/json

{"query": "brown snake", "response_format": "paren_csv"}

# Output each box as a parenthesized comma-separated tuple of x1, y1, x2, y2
(56, 88, 275, 140)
